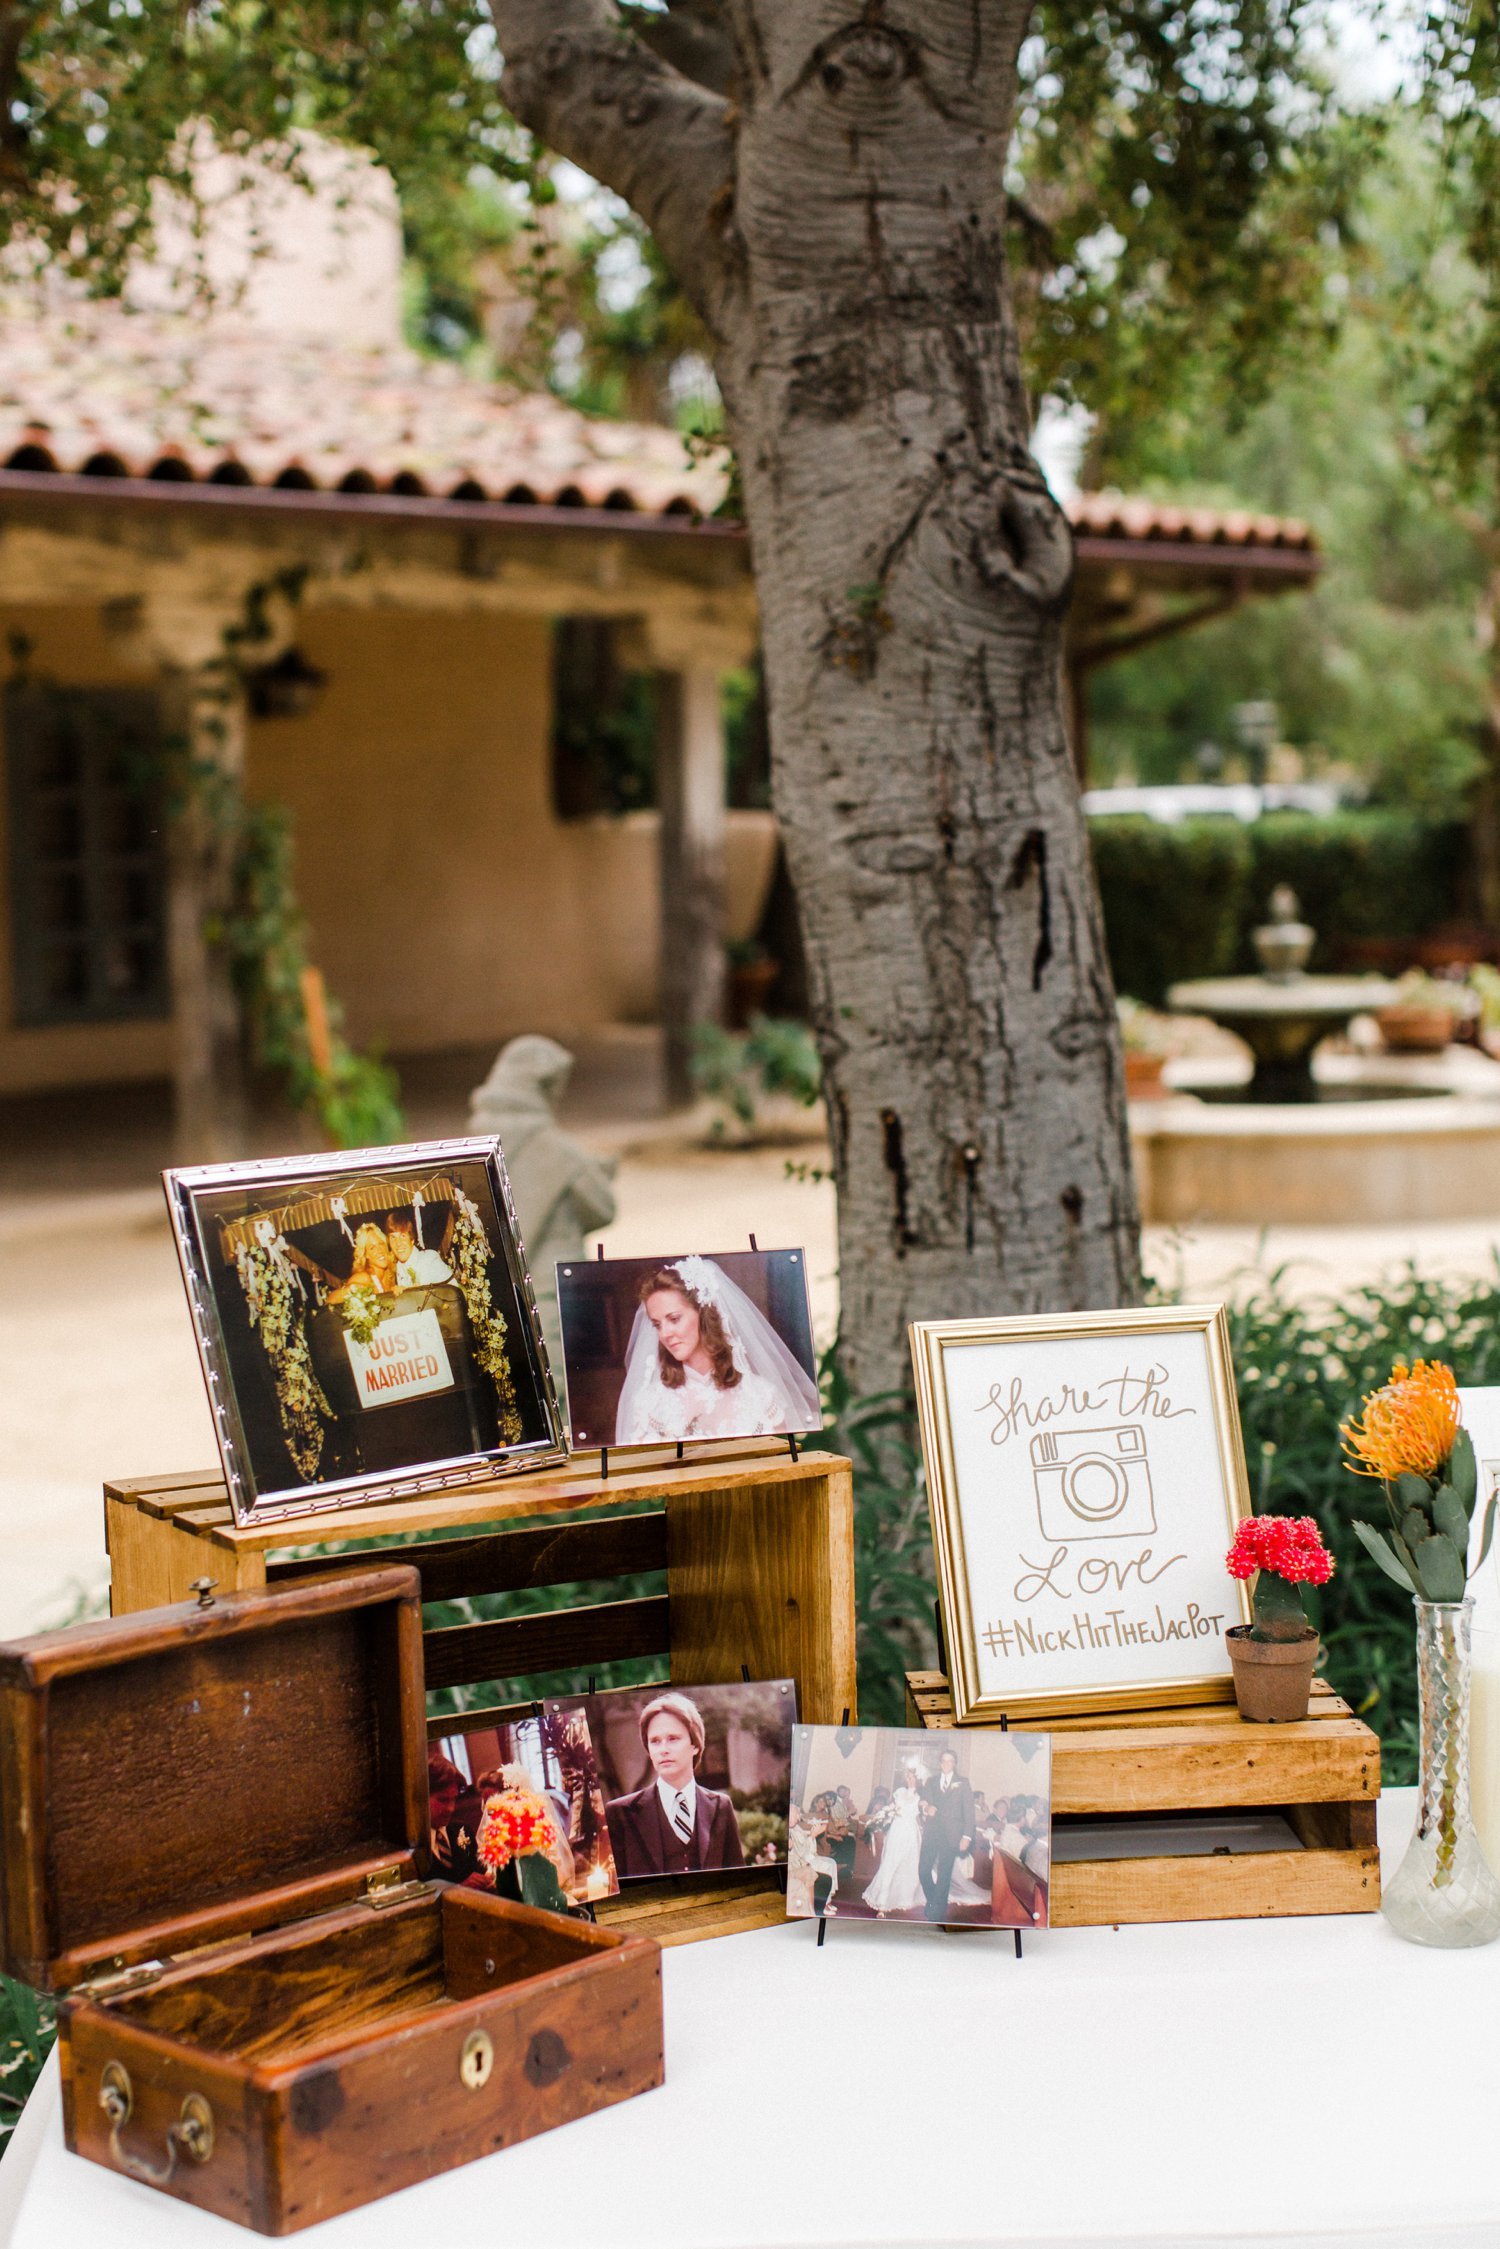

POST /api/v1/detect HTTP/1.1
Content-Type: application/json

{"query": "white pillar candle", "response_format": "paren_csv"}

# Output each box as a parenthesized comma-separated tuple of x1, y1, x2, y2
(1469, 1625, 1500, 1876)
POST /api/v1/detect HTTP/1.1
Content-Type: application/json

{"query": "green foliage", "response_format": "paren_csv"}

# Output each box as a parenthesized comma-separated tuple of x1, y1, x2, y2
(1398, 30, 1500, 519)
(0, 1975, 54, 2159)
(198, 574, 404, 1151)
(820, 1358, 940, 1728)
(1090, 810, 1468, 1003)
(1244, 813, 1468, 960)
(1222, 1267, 1500, 1786)
(0, 2, 526, 297)
(1090, 138, 1491, 811)
(1347, 1426, 1494, 1605)
(229, 799, 404, 1149)
(689, 1016, 822, 1139)
(736, 1808, 788, 1865)
(554, 668, 659, 815)
(1013, 2, 1368, 443)
(1089, 817, 1252, 1004)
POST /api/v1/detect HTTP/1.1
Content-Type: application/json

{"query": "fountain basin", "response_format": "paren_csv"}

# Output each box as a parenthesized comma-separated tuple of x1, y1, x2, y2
(1166, 973, 1401, 1102)
(1132, 1048, 1500, 1225)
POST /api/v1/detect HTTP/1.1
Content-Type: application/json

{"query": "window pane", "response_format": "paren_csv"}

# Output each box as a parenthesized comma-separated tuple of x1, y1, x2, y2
(98, 866, 156, 926)
(36, 796, 83, 860)
(8, 685, 169, 1024)
(39, 869, 86, 929)
(101, 790, 154, 854)
(120, 937, 157, 995)
(41, 943, 90, 1007)
(35, 723, 83, 789)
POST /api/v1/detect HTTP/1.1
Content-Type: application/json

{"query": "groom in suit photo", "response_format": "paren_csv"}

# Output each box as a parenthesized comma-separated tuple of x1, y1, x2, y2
(605, 1691, 746, 1878)
(919, 1747, 975, 1922)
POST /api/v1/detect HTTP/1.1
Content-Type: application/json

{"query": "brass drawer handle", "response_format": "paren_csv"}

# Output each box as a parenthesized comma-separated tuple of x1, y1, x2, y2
(99, 2062, 215, 2184)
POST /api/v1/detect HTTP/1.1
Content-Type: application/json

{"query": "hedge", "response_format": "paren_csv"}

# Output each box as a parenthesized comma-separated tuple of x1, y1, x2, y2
(1091, 810, 1468, 1004)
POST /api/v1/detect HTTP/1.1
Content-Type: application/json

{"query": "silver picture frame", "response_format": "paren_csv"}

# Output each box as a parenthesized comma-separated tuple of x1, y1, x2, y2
(164, 1136, 568, 1524)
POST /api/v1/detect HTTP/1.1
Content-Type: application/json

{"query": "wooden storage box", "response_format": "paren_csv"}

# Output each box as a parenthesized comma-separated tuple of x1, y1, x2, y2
(906, 1668, 1381, 1924)
(0, 1567, 663, 2235)
(104, 1445, 858, 1946)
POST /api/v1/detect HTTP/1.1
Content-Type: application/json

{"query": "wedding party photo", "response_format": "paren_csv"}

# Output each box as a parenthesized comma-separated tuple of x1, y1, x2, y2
(788, 1724, 1053, 1929)
(546, 1680, 797, 1880)
(429, 1706, 619, 1910)
(555, 1247, 821, 1449)
(166, 1139, 565, 1517)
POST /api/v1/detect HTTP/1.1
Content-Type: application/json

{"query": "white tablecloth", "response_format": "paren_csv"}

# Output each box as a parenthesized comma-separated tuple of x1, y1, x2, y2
(5, 1789, 1498, 2249)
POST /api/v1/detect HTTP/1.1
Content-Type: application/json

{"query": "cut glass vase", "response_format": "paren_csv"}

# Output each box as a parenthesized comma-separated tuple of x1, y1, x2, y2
(1383, 1597, 1500, 1948)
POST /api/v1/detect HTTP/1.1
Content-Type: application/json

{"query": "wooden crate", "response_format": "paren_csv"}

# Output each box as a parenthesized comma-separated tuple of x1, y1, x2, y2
(905, 1668, 1381, 1924)
(104, 1446, 856, 1948)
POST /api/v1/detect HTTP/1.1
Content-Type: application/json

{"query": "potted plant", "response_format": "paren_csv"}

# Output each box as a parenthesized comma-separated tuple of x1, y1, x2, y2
(726, 938, 781, 1028)
(1117, 996, 1178, 1100)
(1343, 1359, 1500, 1945)
(1224, 1515, 1334, 1721)
(1375, 971, 1475, 1054)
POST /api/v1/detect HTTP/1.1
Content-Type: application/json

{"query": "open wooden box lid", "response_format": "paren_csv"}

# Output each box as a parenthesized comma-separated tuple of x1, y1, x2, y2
(0, 1565, 429, 1993)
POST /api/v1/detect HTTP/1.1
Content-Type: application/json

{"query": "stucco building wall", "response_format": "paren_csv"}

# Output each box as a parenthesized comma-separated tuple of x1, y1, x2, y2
(0, 600, 773, 1094)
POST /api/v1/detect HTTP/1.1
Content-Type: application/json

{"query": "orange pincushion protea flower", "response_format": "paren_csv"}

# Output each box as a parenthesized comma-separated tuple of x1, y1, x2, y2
(1341, 1359, 1462, 1483)
(475, 1787, 558, 1874)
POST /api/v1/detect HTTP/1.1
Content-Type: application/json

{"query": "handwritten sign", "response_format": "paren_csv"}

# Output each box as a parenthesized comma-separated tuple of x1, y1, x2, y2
(911, 1306, 1252, 1722)
(345, 1309, 455, 1410)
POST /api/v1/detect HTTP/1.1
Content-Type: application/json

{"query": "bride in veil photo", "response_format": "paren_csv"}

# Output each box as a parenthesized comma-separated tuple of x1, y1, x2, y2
(613, 1257, 821, 1445)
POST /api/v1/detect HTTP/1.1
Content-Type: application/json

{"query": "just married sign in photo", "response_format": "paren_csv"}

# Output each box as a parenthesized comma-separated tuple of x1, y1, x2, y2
(164, 1138, 566, 1521)
(911, 1304, 1253, 1721)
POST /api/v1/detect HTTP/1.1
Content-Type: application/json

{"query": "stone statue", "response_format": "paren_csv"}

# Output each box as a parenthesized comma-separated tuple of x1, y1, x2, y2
(467, 1036, 617, 1381)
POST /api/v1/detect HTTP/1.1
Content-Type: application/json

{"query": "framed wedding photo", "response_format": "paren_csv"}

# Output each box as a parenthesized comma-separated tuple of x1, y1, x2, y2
(555, 1248, 821, 1451)
(788, 1723, 1051, 1929)
(165, 1137, 567, 1523)
(911, 1303, 1253, 1723)
(545, 1678, 797, 1881)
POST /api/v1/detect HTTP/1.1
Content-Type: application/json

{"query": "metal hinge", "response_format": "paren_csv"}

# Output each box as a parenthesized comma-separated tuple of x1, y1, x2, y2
(74, 1957, 166, 2000)
(364, 1868, 435, 1911)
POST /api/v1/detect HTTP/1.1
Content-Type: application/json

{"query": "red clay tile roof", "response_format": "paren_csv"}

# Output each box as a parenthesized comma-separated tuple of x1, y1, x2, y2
(0, 301, 725, 516)
(1068, 490, 1316, 551)
(0, 302, 1318, 554)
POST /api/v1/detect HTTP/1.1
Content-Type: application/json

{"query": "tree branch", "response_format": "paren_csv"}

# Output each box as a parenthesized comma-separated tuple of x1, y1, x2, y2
(624, 1, 736, 97)
(488, 0, 735, 328)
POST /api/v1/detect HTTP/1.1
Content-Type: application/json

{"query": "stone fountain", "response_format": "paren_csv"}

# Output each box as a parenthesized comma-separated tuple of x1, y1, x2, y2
(1167, 887, 1401, 1103)
(1133, 888, 1500, 1225)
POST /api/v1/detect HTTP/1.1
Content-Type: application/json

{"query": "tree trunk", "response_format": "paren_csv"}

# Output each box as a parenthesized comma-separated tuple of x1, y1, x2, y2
(720, 4, 1139, 1401)
(494, 0, 1142, 1408)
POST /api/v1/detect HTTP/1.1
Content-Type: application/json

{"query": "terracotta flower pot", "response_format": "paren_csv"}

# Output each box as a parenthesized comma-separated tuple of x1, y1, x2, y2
(1227, 1624, 1320, 1723)
(1376, 1005, 1456, 1055)
(728, 957, 780, 1029)
(1123, 1050, 1170, 1100)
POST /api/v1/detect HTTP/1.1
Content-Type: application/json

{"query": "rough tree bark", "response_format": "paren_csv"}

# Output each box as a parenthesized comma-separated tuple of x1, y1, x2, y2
(494, 0, 1142, 1402)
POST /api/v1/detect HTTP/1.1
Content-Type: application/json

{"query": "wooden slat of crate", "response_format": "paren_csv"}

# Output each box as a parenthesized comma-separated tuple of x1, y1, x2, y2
(269, 1512, 669, 1604)
(107, 1443, 831, 1581)
(904, 1667, 1380, 1923)
(595, 1870, 787, 1947)
(907, 1669, 1351, 1733)
(106, 1452, 856, 1948)
(1053, 1845, 1379, 1926)
(423, 1593, 672, 1690)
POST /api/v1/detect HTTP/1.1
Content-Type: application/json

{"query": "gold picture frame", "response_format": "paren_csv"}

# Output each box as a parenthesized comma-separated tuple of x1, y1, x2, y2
(910, 1303, 1254, 1723)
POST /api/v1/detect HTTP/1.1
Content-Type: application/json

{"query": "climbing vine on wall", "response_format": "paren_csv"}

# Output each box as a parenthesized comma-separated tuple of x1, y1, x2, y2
(191, 567, 405, 1150)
